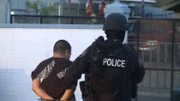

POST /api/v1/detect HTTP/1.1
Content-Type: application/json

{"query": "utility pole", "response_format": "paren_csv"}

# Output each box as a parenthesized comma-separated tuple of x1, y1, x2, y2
(68, 0, 71, 16)
(142, 0, 144, 17)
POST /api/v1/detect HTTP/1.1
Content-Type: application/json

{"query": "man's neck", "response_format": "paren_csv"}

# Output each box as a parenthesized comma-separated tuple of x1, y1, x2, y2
(53, 54, 66, 59)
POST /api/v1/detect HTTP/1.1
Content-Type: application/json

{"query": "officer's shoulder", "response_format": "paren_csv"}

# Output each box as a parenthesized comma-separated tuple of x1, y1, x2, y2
(123, 43, 136, 51)
(91, 36, 105, 49)
(123, 43, 139, 58)
(79, 42, 96, 57)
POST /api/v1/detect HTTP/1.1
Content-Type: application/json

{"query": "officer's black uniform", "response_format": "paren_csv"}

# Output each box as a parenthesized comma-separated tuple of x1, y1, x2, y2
(64, 13, 145, 101)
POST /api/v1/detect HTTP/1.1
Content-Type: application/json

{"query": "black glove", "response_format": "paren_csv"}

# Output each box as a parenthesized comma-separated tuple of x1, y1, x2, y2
(79, 81, 85, 94)
(79, 81, 89, 100)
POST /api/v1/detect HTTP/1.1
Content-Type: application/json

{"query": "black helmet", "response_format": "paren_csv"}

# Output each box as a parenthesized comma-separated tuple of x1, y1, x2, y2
(103, 13, 128, 31)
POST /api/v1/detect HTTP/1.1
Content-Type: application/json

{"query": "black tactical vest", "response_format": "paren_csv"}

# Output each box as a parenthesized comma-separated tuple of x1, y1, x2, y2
(85, 43, 129, 101)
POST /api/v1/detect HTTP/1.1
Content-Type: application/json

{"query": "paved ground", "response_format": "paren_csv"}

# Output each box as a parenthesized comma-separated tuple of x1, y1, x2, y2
(137, 62, 180, 101)
(138, 95, 170, 101)
(138, 88, 170, 101)
(0, 65, 180, 101)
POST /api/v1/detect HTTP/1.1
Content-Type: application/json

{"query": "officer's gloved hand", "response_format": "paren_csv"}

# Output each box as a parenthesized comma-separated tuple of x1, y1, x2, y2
(79, 81, 85, 93)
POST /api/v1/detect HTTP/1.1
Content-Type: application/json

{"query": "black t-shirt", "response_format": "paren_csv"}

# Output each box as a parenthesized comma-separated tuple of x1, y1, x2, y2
(31, 57, 75, 100)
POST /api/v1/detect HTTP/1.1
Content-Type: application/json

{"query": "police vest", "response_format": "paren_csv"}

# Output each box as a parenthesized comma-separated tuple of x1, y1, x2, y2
(86, 44, 129, 95)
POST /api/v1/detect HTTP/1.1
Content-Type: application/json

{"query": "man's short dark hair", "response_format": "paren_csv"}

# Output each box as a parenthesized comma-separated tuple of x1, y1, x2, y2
(53, 40, 71, 55)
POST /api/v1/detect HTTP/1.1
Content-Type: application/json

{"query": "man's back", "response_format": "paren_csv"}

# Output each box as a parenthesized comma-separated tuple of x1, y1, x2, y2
(31, 57, 75, 100)
(84, 40, 141, 101)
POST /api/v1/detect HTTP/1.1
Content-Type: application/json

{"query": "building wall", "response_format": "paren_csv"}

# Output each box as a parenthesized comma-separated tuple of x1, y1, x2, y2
(0, 24, 104, 101)
(0, 0, 5, 23)
(173, 13, 180, 18)
(156, 0, 174, 7)
(10, 0, 26, 10)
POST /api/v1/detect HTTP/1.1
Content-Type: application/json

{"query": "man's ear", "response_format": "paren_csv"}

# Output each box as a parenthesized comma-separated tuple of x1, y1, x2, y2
(65, 50, 71, 55)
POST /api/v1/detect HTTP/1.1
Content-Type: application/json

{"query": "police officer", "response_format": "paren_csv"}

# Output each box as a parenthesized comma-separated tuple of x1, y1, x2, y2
(31, 40, 76, 101)
(64, 13, 145, 101)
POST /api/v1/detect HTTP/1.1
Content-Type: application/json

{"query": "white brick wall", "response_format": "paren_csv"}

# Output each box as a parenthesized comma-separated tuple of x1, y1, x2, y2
(0, 27, 105, 101)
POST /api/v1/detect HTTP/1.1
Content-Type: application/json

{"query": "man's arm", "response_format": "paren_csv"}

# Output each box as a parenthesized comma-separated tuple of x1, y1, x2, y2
(60, 86, 76, 101)
(32, 78, 53, 100)
(134, 55, 145, 84)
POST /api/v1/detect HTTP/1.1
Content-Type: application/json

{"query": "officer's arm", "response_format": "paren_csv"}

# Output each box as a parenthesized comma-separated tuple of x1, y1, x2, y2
(125, 44, 145, 84)
(133, 55, 145, 84)
(32, 78, 54, 100)
(64, 43, 95, 88)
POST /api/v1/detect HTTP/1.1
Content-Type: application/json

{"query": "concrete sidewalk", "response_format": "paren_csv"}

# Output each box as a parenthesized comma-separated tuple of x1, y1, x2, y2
(138, 88, 170, 101)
